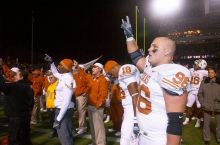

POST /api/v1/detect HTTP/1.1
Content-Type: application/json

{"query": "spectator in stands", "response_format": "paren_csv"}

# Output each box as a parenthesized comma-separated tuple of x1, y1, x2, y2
(198, 67, 220, 145)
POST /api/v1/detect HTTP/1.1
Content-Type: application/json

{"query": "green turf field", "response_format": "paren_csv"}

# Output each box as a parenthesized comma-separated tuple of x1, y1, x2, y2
(1, 106, 220, 145)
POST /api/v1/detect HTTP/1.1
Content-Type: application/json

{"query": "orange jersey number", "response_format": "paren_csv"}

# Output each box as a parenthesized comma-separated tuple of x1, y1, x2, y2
(190, 76, 200, 85)
(137, 84, 152, 115)
(172, 72, 189, 90)
(122, 66, 132, 75)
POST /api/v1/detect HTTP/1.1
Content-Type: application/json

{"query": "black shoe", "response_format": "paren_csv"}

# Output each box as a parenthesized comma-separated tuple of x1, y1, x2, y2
(204, 141, 210, 145)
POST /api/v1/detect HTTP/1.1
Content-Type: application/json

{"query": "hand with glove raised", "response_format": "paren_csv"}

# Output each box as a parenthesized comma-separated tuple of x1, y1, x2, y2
(121, 16, 134, 39)
(44, 54, 53, 64)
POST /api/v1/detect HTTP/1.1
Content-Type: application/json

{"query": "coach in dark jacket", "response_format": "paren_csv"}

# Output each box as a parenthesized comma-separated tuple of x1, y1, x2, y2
(198, 67, 220, 145)
(0, 67, 34, 145)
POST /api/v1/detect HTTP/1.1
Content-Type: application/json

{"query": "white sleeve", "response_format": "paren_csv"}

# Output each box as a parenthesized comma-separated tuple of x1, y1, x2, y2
(156, 68, 191, 95)
(50, 63, 61, 79)
(203, 70, 208, 77)
(56, 78, 74, 121)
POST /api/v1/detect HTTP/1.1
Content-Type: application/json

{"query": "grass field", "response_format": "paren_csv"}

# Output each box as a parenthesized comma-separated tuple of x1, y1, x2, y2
(1, 106, 220, 145)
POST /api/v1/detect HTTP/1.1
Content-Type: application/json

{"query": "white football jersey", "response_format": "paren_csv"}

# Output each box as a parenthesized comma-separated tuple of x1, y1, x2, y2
(118, 64, 140, 106)
(137, 64, 191, 135)
(189, 68, 195, 76)
(190, 69, 208, 91)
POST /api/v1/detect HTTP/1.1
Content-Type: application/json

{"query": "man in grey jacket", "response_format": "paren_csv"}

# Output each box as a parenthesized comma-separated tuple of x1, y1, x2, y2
(198, 67, 220, 145)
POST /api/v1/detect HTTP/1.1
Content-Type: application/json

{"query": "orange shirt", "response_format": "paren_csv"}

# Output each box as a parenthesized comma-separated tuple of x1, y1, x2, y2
(43, 76, 51, 92)
(111, 84, 122, 104)
(32, 75, 43, 97)
(73, 68, 89, 96)
(2, 64, 12, 81)
(87, 74, 108, 108)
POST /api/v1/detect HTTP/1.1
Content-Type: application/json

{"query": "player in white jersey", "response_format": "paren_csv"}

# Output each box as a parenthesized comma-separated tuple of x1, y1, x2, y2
(104, 60, 140, 145)
(121, 16, 191, 145)
(183, 59, 208, 127)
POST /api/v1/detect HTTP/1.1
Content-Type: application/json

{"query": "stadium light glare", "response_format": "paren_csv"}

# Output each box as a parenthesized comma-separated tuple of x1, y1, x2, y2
(150, 0, 183, 17)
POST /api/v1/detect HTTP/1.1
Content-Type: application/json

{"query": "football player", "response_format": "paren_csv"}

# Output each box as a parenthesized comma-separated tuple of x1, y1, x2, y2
(121, 16, 191, 145)
(104, 60, 140, 145)
(183, 59, 208, 127)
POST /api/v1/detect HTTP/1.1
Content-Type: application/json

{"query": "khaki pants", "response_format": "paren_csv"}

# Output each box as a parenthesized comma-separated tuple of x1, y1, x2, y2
(203, 111, 220, 142)
(88, 105, 106, 145)
(76, 94, 87, 129)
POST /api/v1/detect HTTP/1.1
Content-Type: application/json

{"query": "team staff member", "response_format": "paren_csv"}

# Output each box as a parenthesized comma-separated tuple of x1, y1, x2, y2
(109, 83, 123, 136)
(72, 60, 89, 135)
(44, 54, 76, 145)
(0, 67, 34, 145)
(87, 63, 108, 145)
(121, 16, 191, 145)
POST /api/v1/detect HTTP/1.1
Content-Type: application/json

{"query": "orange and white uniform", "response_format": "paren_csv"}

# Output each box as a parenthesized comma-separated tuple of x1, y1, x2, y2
(118, 64, 140, 145)
(186, 69, 208, 108)
(137, 64, 190, 145)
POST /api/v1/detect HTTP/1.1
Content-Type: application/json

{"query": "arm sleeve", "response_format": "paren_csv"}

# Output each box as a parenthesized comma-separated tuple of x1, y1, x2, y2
(50, 63, 61, 79)
(156, 69, 191, 96)
(96, 77, 109, 108)
(56, 79, 74, 121)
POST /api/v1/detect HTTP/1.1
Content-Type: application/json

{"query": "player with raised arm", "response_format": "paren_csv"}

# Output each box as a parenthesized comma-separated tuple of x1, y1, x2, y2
(121, 16, 191, 145)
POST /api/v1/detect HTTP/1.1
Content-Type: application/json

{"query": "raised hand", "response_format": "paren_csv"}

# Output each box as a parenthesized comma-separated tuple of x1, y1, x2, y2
(44, 54, 53, 64)
(121, 16, 134, 39)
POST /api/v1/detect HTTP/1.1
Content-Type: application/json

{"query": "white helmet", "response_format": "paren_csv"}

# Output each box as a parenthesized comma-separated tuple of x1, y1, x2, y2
(198, 59, 207, 70)
(194, 59, 199, 65)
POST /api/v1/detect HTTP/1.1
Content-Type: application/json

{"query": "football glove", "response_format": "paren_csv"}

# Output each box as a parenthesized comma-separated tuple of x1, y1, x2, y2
(44, 54, 53, 64)
(121, 16, 134, 39)
(133, 118, 140, 137)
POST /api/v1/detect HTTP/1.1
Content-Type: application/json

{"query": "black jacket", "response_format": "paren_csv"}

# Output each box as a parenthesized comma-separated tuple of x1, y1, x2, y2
(0, 74, 34, 117)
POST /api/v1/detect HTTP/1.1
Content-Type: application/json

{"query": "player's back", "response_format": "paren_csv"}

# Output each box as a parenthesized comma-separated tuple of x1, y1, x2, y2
(118, 64, 140, 106)
(190, 69, 208, 91)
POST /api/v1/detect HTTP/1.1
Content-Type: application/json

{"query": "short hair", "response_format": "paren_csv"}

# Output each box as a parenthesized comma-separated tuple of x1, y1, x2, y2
(207, 66, 217, 73)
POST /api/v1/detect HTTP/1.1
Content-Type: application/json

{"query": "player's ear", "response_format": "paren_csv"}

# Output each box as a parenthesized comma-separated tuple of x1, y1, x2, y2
(163, 48, 170, 56)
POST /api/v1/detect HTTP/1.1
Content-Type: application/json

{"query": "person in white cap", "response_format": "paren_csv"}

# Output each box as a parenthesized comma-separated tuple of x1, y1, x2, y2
(87, 62, 109, 145)
(0, 67, 34, 145)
